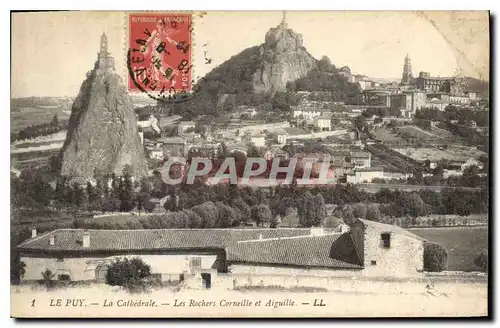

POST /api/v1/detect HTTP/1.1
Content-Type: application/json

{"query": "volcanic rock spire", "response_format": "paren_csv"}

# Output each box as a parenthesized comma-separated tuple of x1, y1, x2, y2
(59, 33, 148, 181)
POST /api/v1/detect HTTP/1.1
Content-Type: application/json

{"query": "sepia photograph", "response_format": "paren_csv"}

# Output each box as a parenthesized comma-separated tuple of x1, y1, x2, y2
(10, 10, 490, 318)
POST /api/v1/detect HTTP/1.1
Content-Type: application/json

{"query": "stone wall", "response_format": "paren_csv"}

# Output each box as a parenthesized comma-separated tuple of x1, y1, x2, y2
(362, 224, 424, 277)
(21, 253, 219, 282)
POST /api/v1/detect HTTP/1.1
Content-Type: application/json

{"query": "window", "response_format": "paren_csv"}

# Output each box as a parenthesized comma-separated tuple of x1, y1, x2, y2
(381, 233, 391, 248)
(371, 260, 377, 265)
(189, 257, 202, 272)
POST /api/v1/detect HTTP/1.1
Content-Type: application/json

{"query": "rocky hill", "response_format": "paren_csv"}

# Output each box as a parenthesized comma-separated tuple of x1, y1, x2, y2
(172, 20, 357, 118)
(252, 22, 316, 94)
(59, 65, 148, 180)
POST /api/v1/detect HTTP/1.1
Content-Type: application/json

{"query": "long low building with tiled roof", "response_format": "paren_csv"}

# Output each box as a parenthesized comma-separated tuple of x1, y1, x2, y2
(17, 219, 425, 286)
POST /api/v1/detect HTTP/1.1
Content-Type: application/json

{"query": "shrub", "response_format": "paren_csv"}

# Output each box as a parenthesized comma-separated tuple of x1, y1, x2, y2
(41, 269, 55, 289)
(474, 249, 488, 272)
(423, 242, 448, 272)
(105, 257, 152, 290)
(58, 274, 71, 281)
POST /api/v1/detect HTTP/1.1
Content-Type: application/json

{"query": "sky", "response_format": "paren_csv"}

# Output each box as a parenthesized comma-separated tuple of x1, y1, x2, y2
(11, 11, 489, 98)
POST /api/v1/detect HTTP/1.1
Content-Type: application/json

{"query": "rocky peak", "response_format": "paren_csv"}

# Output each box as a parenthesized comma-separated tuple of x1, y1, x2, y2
(59, 34, 147, 181)
(264, 24, 304, 53)
(253, 19, 316, 94)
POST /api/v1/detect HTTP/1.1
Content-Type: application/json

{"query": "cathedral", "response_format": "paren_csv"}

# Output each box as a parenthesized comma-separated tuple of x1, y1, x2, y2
(400, 54, 414, 85)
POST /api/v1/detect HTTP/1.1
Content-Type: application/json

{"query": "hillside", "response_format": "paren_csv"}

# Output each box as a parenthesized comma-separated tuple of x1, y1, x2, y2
(465, 77, 489, 99)
(170, 22, 358, 118)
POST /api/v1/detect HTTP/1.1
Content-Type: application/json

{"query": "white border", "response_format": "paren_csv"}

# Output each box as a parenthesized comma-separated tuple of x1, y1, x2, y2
(3, 1, 497, 327)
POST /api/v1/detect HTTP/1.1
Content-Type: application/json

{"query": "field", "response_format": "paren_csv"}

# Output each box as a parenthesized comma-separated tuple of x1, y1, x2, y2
(11, 104, 71, 132)
(393, 146, 486, 162)
(398, 125, 438, 140)
(408, 226, 488, 272)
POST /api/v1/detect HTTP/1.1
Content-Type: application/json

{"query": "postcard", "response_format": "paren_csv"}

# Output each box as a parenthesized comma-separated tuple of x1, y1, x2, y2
(10, 10, 489, 318)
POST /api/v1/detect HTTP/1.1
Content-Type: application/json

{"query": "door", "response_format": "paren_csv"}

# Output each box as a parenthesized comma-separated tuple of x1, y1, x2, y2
(201, 273, 211, 289)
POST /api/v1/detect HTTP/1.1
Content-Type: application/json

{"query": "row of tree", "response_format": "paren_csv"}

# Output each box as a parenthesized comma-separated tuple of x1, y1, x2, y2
(11, 114, 66, 142)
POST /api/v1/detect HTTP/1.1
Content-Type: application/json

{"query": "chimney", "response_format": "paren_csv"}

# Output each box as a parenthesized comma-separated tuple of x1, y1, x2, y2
(83, 230, 90, 248)
(31, 227, 37, 239)
(49, 235, 55, 246)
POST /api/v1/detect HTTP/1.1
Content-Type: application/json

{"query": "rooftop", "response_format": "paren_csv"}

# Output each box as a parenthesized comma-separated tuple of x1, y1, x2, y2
(227, 233, 363, 269)
(356, 166, 384, 172)
(350, 151, 371, 158)
(18, 229, 312, 253)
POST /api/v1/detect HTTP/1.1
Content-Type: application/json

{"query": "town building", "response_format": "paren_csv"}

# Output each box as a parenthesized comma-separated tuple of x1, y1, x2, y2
(245, 133, 266, 148)
(276, 133, 287, 145)
(137, 114, 161, 134)
(148, 148, 164, 161)
(313, 116, 332, 131)
(18, 220, 425, 287)
(415, 72, 454, 94)
(346, 167, 410, 184)
(426, 97, 450, 111)
(390, 90, 426, 118)
(400, 54, 414, 85)
(159, 115, 182, 130)
(461, 157, 483, 171)
(350, 151, 371, 168)
(188, 142, 221, 159)
(292, 106, 324, 120)
(177, 121, 196, 135)
(160, 137, 189, 157)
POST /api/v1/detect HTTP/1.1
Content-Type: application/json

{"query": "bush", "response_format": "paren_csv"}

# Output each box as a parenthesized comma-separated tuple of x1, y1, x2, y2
(41, 269, 55, 289)
(474, 249, 488, 272)
(423, 242, 448, 272)
(58, 274, 71, 281)
(105, 257, 152, 290)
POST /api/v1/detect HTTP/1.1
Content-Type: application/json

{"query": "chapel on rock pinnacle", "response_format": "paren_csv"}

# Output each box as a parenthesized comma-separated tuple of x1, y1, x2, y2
(94, 33, 115, 71)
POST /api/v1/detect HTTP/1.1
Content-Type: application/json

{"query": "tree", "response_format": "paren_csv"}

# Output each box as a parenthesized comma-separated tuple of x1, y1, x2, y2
(251, 204, 272, 227)
(342, 204, 355, 226)
(218, 142, 229, 159)
(298, 192, 326, 227)
(365, 203, 380, 222)
(184, 209, 202, 228)
(474, 249, 488, 272)
(462, 164, 481, 187)
(71, 182, 86, 212)
(41, 269, 55, 290)
(119, 170, 135, 212)
(143, 199, 156, 213)
(232, 197, 251, 223)
(313, 193, 326, 227)
(352, 203, 367, 219)
(405, 193, 426, 218)
(317, 56, 332, 72)
(105, 257, 152, 290)
(86, 182, 102, 213)
(270, 214, 279, 228)
(164, 189, 180, 212)
(51, 114, 59, 127)
(246, 144, 262, 158)
(423, 242, 448, 272)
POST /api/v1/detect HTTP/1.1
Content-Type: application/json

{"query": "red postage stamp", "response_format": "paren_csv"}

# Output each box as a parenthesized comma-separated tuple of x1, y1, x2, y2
(127, 13, 193, 98)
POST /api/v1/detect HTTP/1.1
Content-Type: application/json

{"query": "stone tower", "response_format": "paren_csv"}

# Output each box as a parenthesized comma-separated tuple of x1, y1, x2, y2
(401, 54, 413, 85)
(281, 11, 288, 28)
(95, 33, 115, 71)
